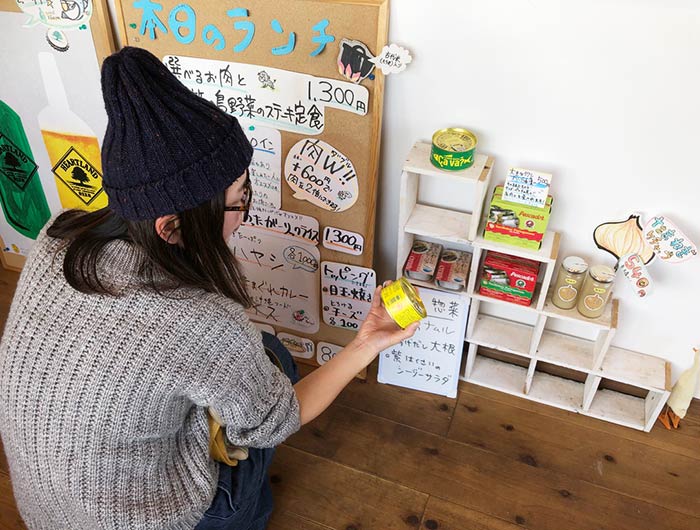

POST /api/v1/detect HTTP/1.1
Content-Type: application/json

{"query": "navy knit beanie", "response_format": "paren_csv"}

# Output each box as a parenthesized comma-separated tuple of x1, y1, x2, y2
(100, 46, 253, 220)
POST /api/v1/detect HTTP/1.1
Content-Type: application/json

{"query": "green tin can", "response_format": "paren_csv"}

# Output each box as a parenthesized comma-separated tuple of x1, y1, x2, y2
(430, 128, 478, 171)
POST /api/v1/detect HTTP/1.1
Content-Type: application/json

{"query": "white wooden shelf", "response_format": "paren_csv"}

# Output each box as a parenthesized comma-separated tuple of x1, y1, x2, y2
(470, 315, 533, 357)
(473, 229, 560, 264)
(408, 278, 471, 299)
(542, 289, 617, 330)
(529, 371, 584, 413)
(404, 204, 473, 245)
(395, 139, 670, 432)
(535, 330, 594, 372)
(469, 355, 526, 395)
(587, 389, 646, 431)
(404, 141, 490, 181)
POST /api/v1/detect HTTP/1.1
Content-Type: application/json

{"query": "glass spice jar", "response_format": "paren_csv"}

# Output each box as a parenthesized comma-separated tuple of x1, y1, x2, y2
(577, 265, 615, 319)
(551, 256, 589, 310)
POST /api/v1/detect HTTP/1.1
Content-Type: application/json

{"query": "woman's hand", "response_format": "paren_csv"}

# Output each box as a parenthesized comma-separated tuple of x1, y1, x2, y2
(351, 282, 420, 356)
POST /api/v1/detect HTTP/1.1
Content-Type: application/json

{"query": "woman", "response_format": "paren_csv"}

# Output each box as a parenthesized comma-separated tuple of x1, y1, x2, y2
(0, 47, 417, 530)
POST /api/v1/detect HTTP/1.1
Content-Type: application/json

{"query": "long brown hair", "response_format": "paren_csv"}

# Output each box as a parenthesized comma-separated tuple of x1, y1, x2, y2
(46, 193, 252, 306)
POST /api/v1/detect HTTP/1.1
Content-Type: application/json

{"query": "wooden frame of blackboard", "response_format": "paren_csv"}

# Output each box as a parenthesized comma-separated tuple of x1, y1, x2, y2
(0, 0, 116, 272)
(112, 0, 389, 366)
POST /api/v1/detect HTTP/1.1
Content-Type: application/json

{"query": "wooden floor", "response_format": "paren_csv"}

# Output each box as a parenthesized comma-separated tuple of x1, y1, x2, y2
(1, 266, 699, 530)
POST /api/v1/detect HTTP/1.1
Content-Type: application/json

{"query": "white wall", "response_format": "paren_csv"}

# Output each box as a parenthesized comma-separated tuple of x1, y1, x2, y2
(377, 0, 700, 395)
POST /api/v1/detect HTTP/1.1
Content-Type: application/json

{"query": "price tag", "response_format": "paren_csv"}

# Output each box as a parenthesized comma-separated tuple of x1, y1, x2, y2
(322, 226, 364, 255)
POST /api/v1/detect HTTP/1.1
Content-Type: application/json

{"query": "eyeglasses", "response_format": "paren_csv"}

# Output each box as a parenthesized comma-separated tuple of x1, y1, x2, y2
(224, 176, 252, 222)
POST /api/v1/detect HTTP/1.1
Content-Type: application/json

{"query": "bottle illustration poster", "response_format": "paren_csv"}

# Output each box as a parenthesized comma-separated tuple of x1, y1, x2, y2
(0, 101, 52, 240)
(38, 52, 106, 210)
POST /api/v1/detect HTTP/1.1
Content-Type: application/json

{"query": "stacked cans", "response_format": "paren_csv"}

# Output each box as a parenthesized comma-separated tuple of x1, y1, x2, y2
(479, 251, 540, 306)
(404, 240, 472, 292)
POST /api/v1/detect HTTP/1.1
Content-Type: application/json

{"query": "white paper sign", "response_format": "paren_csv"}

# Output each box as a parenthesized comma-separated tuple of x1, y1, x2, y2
(244, 206, 320, 245)
(643, 215, 697, 263)
(322, 226, 364, 255)
(378, 288, 469, 398)
(618, 253, 653, 298)
(230, 228, 320, 333)
(285, 139, 359, 212)
(277, 332, 314, 359)
(370, 43, 413, 75)
(163, 55, 369, 135)
(502, 168, 552, 208)
(317, 342, 343, 365)
(243, 124, 281, 209)
(321, 261, 376, 330)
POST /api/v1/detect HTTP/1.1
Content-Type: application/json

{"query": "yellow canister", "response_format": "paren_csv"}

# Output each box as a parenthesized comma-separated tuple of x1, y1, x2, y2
(380, 277, 427, 328)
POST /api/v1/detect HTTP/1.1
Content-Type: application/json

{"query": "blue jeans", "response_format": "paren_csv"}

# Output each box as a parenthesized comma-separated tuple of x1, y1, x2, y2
(196, 332, 299, 530)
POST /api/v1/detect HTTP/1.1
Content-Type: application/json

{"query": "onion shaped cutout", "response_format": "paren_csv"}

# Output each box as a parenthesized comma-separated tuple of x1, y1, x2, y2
(593, 215, 655, 264)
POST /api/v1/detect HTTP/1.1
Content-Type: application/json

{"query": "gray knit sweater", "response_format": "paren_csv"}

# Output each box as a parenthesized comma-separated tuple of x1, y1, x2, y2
(0, 228, 301, 529)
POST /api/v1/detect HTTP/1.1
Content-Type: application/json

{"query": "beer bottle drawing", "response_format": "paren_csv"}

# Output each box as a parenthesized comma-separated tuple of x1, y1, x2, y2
(0, 100, 51, 240)
(38, 52, 107, 211)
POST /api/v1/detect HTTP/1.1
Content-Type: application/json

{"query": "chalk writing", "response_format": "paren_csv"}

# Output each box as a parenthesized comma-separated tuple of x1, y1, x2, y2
(164, 55, 368, 134)
(285, 138, 358, 212)
(502, 168, 552, 208)
(378, 288, 469, 398)
(321, 261, 376, 330)
(230, 227, 320, 333)
(134, 2, 335, 57)
(643, 215, 697, 263)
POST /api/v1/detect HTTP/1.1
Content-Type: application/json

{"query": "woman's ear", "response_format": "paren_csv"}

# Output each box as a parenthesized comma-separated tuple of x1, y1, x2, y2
(154, 215, 181, 245)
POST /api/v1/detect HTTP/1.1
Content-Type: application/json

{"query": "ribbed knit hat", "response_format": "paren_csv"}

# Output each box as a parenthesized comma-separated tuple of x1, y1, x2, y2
(100, 46, 253, 220)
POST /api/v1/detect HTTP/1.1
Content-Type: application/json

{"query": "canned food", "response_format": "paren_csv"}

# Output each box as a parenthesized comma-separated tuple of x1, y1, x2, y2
(430, 128, 478, 171)
(435, 250, 472, 291)
(381, 277, 427, 328)
(403, 240, 442, 281)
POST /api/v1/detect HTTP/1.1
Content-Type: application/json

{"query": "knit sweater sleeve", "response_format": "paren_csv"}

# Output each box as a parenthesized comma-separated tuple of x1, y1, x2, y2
(181, 295, 301, 448)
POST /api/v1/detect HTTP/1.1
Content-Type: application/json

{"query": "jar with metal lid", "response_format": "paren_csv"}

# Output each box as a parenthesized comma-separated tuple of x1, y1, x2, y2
(551, 256, 588, 310)
(576, 265, 615, 318)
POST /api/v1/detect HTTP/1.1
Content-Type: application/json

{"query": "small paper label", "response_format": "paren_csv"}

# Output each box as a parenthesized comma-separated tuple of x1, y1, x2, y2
(370, 43, 412, 75)
(502, 168, 552, 208)
(321, 261, 376, 330)
(619, 253, 653, 297)
(322, 226, 364, 255)
(277, 332, 314, 359)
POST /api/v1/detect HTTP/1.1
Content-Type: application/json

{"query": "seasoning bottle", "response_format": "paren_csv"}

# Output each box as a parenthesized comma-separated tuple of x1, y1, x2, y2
(0, 100, 51, 240)
(577, 265, 615, 319)
(551, 256, 588, 310)
(38, 52, 107, 211)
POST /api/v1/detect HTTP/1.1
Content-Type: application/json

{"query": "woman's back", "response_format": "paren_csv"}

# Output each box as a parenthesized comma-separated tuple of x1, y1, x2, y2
(0, 229, 299, 529)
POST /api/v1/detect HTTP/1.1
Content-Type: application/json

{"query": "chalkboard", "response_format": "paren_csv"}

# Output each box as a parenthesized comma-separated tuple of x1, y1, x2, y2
(0, 0, 115, 271)
(378, 288, 470, 398)
(113, 0, 389, 364)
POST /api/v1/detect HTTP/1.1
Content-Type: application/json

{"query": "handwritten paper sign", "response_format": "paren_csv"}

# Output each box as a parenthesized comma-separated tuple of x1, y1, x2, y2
(502, 168, 552, 208)
(322, 226, 364, 255)
(370, 43, 413, 75)
(277, 332, 314, 359)
(378, 288, 469, 398)
(163, 55, 369, 135)
(618, 253, 653, 298)
(643, 215, 697, 263)
(230, 228, 320, 333)
(285, 139, 358, 212)
(321, 261, 376, 330)
(317, 341, 343, 365)
(243, 124, 281, 209)
(244, 206, 320, 245)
